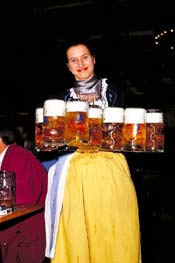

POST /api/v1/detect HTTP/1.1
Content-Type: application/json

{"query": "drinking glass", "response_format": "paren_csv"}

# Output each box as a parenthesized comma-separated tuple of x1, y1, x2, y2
(102, 107, 124, 151)
(35, 107, 44, 152)
(146, 109, 164, 152)
(122, 108, 146, 152)
(87, 107, 103, 152)
(43, 99, 66, 151)
(0, 171, 16, 213)
(65, 101, 89, 148)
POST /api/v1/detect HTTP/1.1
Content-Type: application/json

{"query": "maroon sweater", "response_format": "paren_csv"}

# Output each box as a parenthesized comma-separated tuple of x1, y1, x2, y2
(0, 143, 48, 263)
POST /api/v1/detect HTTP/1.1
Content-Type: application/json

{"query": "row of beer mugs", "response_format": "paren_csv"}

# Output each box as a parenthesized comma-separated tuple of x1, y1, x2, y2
(35, 99, 164, 153)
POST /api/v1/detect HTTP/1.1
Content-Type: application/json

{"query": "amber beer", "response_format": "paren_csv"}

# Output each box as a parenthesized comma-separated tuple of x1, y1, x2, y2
(88, 107, 103, 150)
(65, 101, 89, 148)
(43, 99, 66, 150)
(146, 109, 164, 152)
(35, 107, 44, 151)
(122, 108, 146, 152)
(102, 107, 124, 151)
(0, 171, 16, 213)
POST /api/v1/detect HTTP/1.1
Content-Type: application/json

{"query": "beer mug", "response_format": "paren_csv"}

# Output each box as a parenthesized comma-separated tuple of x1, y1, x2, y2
(35, 107, 44, 152)
(65, 101, 89, 148)
(88, 107, 103, 151)
(146, 109, 164, 152)
(122, 108, 146, 151)
(102, 107, 124, 151)
(43, 99, 66, 150)
(0, 171, 16, 213)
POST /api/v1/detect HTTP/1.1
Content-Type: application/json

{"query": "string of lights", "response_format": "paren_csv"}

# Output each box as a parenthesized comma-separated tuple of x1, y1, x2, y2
(154, 28, 175, 51)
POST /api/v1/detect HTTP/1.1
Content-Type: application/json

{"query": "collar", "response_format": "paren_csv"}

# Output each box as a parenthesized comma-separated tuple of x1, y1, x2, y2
(73, 75, 100, 93)
(0, 145, 9, 169)
(69, 78, 109, 109)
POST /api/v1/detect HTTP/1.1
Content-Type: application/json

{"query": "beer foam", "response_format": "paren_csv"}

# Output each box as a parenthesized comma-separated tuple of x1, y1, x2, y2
(66, 101, 89, 112)
(103, 107, 124, 123)
(88, 108, 103, 118)
(146, 112, 163, 123)
(44, 99, 66, 116)
(124, 108, 146, 123)
(35, 107, 43, 123)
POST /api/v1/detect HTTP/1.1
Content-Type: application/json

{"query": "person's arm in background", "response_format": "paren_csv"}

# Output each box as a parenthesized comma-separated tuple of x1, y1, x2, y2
(16, 151, 48, 207)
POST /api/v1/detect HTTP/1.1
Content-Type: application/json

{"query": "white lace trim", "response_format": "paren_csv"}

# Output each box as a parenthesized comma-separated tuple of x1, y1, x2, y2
(69, 88, 78, 100)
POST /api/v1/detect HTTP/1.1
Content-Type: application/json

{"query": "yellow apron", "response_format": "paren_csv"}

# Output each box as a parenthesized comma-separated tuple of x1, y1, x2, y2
(51, 151, 141, 263)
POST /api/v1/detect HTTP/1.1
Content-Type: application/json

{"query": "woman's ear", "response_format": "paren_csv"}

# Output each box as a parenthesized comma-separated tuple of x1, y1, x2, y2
(66, 63, 71, 71)
(93, 55, 96, 65)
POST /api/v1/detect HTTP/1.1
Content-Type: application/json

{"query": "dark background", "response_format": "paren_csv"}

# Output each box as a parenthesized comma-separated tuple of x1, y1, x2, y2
(1, 0, 175, 114)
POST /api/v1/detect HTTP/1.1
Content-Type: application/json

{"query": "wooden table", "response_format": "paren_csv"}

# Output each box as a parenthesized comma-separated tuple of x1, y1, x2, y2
(0, 204, 43, 224)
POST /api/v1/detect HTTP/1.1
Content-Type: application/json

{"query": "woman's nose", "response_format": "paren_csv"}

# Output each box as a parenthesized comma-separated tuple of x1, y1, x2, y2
(77, 59, 84, 67)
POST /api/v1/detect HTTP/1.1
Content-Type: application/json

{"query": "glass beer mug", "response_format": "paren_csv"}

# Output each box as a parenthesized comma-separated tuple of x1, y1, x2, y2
(43, 99, 66, 151)
(65, 101, 89, 148)
(146, 109, 164, 152)
(122, 107, 146, 152)
(102, 107, 124, 151)
(88, 107, 103, 151)
(35, 106, 44, 152)
(0, 171, 16, 213)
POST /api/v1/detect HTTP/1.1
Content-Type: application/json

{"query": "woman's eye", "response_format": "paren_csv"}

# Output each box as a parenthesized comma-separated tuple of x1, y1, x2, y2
(83, 55, 89, 59)
(70, 59, 76, 63)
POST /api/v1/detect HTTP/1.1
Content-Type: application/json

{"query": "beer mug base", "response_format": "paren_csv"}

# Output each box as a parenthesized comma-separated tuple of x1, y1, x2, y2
(122, 147, 146, 152)
(66, 139, 88, 148)
(102, 147, 121, 152)
(43, 145, 59, 151)
(0, 205, 14, 215)
(35, 145, 45, 152)
(43, 141, 66, 151)
(0, 201, 15, 213)
(78, 145, 101, 153)
(146, 148, 164, 153)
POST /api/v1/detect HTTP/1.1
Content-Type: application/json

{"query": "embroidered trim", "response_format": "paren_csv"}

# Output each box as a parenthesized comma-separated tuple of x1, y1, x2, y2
(69, 78, 109, 109)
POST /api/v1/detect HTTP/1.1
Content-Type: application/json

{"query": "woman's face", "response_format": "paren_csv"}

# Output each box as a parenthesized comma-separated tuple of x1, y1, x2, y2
(66, 44, 96, 81)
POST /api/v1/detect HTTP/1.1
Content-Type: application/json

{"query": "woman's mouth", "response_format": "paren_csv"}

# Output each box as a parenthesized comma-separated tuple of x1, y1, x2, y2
(77, 67, 88, 72)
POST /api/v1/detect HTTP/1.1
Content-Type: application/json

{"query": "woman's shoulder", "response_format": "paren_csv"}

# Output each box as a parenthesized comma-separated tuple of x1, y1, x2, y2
(102, 78, 125, 107)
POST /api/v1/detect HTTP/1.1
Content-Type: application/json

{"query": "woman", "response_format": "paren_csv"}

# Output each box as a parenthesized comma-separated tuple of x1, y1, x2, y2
(45, 39, 142, 262)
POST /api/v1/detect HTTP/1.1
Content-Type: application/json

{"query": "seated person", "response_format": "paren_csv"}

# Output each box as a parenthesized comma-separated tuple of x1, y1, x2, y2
(0, 122, 48, 263)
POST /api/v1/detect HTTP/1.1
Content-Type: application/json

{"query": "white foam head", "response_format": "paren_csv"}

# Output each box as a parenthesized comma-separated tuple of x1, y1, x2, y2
(43, 99, 66, 116)
(88, 108, 103, 118)
(103, 107, 124, 123)
(146, 109, 163, 123)
(66, 101, 89, 112)
(124, 108, 146, 123)
(35, 107, 43, 123)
